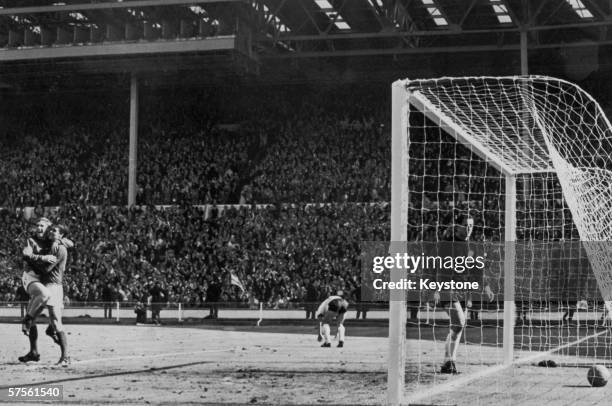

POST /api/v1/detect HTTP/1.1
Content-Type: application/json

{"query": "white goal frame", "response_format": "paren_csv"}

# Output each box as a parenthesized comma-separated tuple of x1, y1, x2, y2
(388, 79, 520, 405)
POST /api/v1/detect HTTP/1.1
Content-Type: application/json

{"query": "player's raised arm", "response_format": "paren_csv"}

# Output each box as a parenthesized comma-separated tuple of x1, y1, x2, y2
(60, 237, 75, 249)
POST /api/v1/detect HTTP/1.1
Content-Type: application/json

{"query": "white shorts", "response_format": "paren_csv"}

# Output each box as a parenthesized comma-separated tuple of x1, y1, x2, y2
(22, 271, 41, 290)
(46, 284, 64, 310)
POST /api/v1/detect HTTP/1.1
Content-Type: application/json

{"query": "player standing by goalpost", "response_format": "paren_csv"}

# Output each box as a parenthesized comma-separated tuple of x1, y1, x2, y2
(437, 215, 494, 374)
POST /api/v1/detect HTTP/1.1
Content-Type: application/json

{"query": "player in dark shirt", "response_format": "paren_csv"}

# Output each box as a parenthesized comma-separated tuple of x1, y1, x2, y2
(436, 216, 494, 374)
(41, 225, 70, 366)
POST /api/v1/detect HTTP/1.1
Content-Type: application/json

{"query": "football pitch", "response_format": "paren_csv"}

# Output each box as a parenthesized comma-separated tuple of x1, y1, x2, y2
(1, 322, 611, 405)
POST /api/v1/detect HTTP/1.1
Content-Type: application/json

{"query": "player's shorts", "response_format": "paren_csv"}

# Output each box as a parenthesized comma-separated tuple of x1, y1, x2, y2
(448, 301, 467, 330)
(46, 283, 64, 310)
(22, 271, 41, 290)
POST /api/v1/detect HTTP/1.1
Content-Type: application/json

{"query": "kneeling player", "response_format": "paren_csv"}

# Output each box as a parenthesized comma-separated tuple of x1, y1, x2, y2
(316, 293, 349, 348)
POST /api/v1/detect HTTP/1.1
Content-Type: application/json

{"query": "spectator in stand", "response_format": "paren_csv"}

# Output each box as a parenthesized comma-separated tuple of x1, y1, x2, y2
(352, 277, 368, 320)
(134, 300, 147, 325)
(149, 281, 168, 326)
(304, 278, 318, 320)
(205, 276, 223, 320)
(102, 282, 115, 319)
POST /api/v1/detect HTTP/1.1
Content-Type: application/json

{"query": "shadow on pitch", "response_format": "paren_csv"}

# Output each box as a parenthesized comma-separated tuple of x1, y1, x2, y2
(0, 359, 215, 390)
(0, 361, 385, 391)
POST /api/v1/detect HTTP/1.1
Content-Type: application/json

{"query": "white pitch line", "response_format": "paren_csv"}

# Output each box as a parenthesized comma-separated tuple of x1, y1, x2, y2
(404, 329, 609, 405)
(73, 347, 238, 365)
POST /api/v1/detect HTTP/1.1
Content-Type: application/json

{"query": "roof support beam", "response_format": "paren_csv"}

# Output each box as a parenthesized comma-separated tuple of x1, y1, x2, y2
(368, 1, 390, 30)
(458, 0, 479, 27)
(0, 0, 243, 16)
(299, 1, 323, 34)
(0, 35, 235, 61)
(265, 15, 612, 43)
(323, 0, 348, 34)
(539, 0, 566, 26)
(529, 0, 549, 25)
(263, 36, 612, 58)
(392, 0, 416, 31)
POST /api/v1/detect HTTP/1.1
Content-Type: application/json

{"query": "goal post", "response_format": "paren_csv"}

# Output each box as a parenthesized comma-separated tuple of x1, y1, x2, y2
(503, 174, 516, 366)
(387, 80, 409, 406)
(389, 75, 612, 404)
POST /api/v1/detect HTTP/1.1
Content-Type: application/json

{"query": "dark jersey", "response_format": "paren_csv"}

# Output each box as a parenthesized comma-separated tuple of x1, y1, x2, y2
(39, 242, 67, 285)
(24, 236, 54, 275)
(149, 286, 167, 303)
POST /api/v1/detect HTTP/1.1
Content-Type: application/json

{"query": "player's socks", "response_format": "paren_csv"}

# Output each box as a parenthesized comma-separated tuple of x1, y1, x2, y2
(443, 330, 463, 362)
(450, 330, 463, 360)
(46, 325, 60, 346)
(21, 315, 33, 336)
(29, 325, 38, 353)
(338, 325, 345, 342)
(440, 360, 458, 374)
(57, 331, 69, 359)
(322, 324, 331, 344)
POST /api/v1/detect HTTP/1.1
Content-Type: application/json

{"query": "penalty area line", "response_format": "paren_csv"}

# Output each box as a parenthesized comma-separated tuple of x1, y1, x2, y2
(404, 329, 608, 405)
(74, 347, 239, 365)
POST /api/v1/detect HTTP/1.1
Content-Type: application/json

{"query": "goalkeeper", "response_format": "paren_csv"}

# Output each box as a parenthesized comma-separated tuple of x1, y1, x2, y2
(435, 215, 495, 374)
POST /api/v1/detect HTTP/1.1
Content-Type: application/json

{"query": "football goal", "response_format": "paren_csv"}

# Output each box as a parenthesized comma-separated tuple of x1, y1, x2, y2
(389, 76, 612, 405)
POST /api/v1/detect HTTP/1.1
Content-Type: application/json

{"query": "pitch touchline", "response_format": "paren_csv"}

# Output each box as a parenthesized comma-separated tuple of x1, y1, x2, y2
(74, 348, 238, 364)
(404, 329, 608, 405)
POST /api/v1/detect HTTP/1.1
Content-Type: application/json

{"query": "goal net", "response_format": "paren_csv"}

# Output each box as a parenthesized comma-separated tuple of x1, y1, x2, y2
(389, 76, 612, 405)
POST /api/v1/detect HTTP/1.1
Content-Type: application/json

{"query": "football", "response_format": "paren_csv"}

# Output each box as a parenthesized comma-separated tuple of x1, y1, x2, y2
(587, 365, 610, 387)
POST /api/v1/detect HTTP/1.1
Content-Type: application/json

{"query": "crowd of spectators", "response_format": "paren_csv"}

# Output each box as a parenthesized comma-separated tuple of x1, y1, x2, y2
(0, 79, 599, 305)
(0, 85, 389, 207)
(0, 203, 389, 306)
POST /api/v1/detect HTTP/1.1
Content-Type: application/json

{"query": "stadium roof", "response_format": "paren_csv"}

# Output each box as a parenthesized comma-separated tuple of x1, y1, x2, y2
(1, 0, 611, 87)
